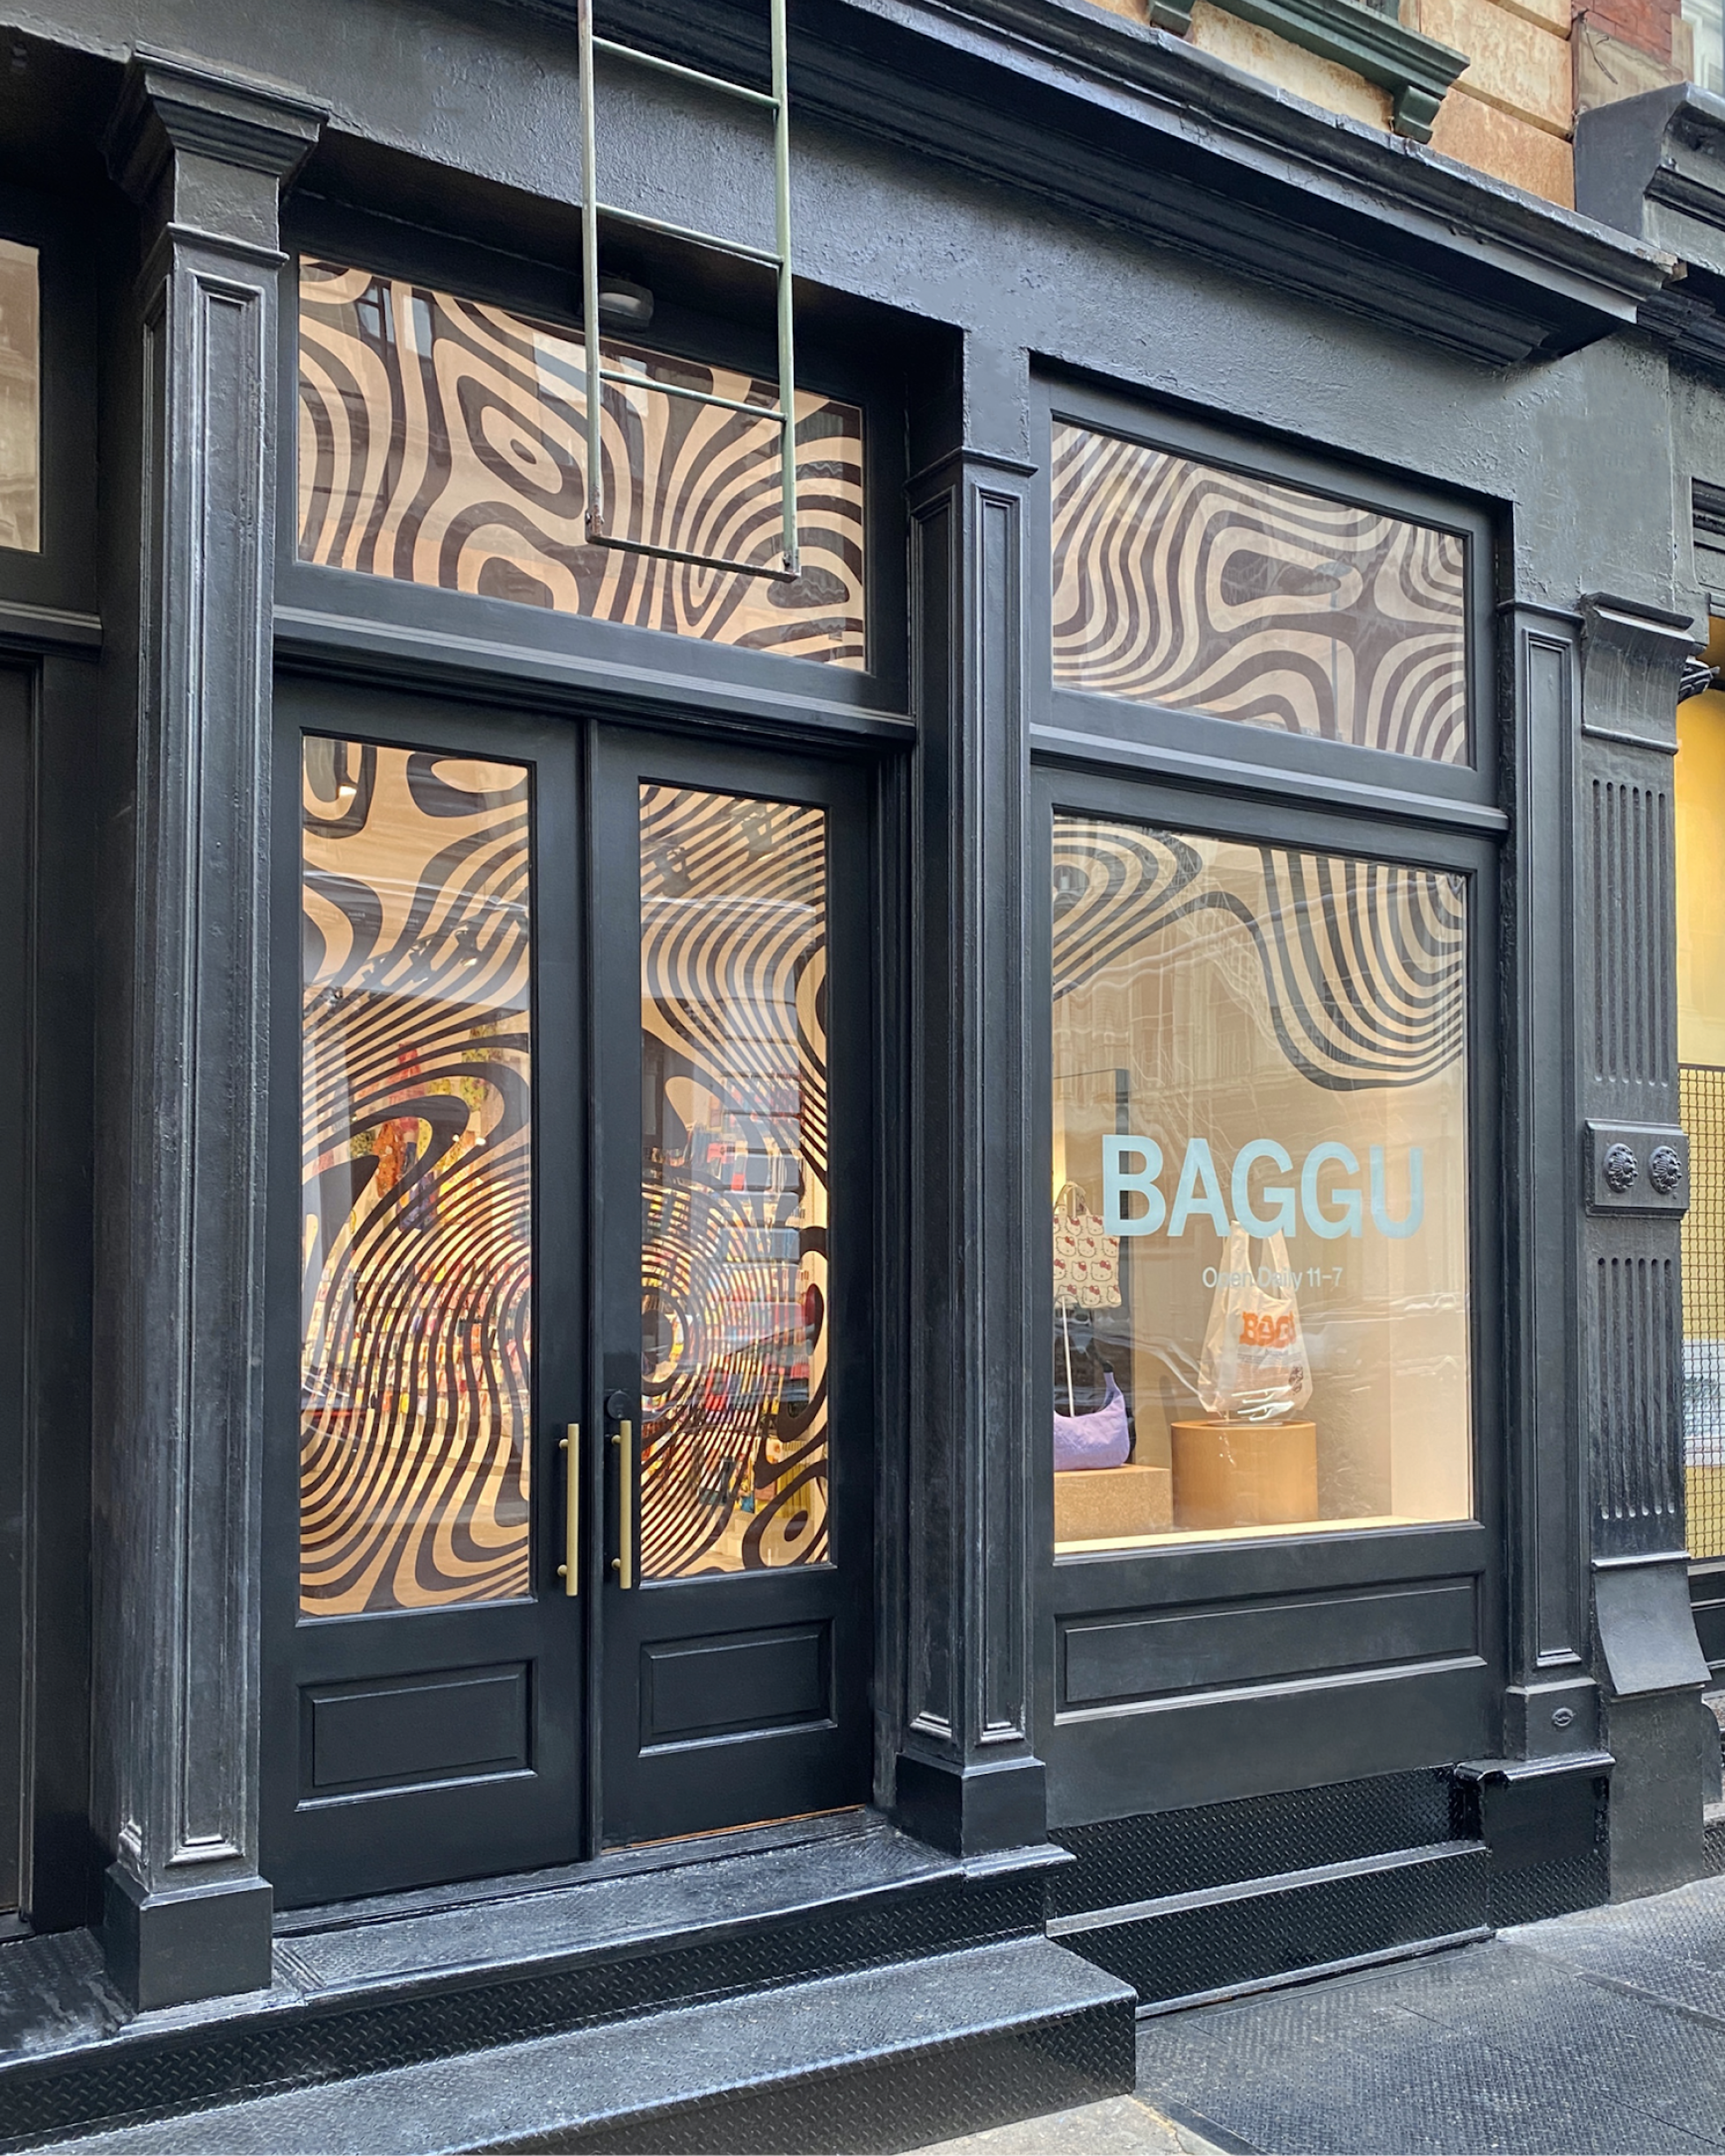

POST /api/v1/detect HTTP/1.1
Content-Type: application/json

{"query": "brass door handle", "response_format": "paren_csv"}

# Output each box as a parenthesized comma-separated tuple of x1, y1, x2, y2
(611, 1421, 635, 1589)
(557, 1424, 579, 1596)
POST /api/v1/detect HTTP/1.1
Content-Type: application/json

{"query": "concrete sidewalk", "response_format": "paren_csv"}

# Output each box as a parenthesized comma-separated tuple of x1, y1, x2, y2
(926, 1870, 1725, 2154)
(926, 2096, 1220, 2154)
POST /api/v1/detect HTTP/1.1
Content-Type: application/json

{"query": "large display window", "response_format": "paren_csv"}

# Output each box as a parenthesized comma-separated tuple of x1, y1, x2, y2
(1049, 814, 1473, 1552)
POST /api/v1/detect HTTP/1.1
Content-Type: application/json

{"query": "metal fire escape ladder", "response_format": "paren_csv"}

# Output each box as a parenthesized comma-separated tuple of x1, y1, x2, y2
(577, 0, 801, 582)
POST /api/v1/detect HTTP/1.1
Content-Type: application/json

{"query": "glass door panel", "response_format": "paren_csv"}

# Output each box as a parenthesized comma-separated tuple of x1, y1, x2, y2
(638, 784, 831, 1580)
(300, 740, 535, 1614)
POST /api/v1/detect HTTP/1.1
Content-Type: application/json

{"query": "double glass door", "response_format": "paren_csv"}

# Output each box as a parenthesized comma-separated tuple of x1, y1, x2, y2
(263, 683, 872, 1908)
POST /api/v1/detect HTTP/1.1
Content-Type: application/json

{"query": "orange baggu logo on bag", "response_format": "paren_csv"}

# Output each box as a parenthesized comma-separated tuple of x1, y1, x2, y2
(1239, 1311, 1295, 1348)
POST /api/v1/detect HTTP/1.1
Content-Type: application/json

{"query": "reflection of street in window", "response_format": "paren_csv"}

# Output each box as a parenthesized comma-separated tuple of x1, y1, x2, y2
(1052, 818, 1473, 1553)
(0, 239, 38, 554)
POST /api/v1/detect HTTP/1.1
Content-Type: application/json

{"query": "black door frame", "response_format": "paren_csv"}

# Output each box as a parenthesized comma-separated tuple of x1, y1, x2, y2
(262, 680, 882, 1904)
(0, 175, 100, 1939)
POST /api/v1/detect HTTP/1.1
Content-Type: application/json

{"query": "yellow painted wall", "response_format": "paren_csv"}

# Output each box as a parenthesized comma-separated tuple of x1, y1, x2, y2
(1678, 624, 1725, 1558)
(1678, 622, 1725, 1066)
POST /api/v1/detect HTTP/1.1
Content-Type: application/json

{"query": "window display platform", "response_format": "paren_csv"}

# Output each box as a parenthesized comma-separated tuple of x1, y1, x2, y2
(1053, 1464, 1173, 1543)
(1053, 1514, 1423, 1556)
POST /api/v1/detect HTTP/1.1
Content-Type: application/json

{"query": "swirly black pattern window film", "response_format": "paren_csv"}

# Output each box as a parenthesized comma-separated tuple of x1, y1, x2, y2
(301, 740, 533, 1616)
(1051, 424, 1468, 762)
(640, 787, 830, 1578)
(1050, 818, 1472, 1552)
(297, 261, 865, 667)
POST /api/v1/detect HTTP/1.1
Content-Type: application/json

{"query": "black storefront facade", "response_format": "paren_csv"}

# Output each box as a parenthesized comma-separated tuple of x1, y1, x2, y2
(0, 1, 1723, 2146)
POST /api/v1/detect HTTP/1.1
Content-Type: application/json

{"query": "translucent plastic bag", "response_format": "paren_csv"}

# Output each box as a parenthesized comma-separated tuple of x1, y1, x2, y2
(1197, 1225, 1312, 1423)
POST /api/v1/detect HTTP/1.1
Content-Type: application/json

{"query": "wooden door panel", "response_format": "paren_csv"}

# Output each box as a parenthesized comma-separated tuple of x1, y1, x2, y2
(591, 735, 873, 1848)
(263, 681, 587, 1908)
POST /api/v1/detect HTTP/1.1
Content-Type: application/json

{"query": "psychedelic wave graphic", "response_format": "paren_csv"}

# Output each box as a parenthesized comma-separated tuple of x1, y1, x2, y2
(300, 740, 533, 1616)
(1051, 422, 1468, 763)
(639, 786, 831, 1577)
(1052, 819, 1465, 1090)
(297, 260, 866, 668)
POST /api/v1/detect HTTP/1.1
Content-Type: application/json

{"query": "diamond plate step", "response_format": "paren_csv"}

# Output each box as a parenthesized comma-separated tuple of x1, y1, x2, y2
(0, 1814, 1070, 2149)
(31, 1940, 1138, 2156)
(1052, 1841, 1491, 2012)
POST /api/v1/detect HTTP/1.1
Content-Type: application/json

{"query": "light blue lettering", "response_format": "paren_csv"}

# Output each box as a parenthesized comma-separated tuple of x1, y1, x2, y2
(1170, 1138, 1230, 1237)
(1231, 1138, 1297, 1238)
(1300, 1142, 1362, 1239)
(1102, 1134, 1164, 1235)
(1370, 1145, 1424, 1239)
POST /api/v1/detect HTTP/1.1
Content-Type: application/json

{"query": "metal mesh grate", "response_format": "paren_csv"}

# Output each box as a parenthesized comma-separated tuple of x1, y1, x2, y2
(1682, 1065, 1725, 1558)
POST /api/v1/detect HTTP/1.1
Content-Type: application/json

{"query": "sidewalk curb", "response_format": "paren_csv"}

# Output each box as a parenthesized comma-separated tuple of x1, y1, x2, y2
(1154, 2095, 1263, 2154)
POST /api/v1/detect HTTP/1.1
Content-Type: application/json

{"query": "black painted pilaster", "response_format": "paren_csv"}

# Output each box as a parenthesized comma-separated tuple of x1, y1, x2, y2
(93, 49, 322, 2010)
(1501, 605, 1595, 1758)
(1576, 592, 1711, 1899)
(894, 422, 1046, 1856)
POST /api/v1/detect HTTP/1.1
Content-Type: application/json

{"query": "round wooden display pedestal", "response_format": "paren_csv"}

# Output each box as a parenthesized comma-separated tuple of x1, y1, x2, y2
(1170, 1419, 1318, 1530)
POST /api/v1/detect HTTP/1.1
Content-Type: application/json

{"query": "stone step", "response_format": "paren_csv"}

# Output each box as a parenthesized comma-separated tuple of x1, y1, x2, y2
(32, 1940, 1138, 2156)
(0, 1812, 1069, 2149)
(1052, 1840, 1491, 2012)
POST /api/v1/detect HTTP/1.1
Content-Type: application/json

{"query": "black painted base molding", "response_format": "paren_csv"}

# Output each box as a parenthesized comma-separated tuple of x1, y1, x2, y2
(892, 1752, 1049, 1856)
(1050, 1763, 1618, 2008)
(1453, 1753, 1613, 1926)
(101, 1863, 274, 2013)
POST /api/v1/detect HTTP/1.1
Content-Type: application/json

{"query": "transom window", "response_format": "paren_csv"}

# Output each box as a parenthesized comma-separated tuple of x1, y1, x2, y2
(296, 260, 865, 667)
(1050, 421, 1467, 762)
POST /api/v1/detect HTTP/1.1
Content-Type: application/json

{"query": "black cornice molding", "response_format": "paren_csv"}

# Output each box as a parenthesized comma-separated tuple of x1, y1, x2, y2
(1575, 84, 1725, 373)
(515, 0, 1667, 364)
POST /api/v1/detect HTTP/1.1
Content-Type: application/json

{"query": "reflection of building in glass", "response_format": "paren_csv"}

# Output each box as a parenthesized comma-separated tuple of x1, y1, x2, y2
(1052, 818, 1472, 1551)
(638, 786, 831, 1579)
(0, 240, 38, 555)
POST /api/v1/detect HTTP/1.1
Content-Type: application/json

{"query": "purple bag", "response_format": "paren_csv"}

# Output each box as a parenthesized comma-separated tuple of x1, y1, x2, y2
(1053, 1372, 1131, 1472)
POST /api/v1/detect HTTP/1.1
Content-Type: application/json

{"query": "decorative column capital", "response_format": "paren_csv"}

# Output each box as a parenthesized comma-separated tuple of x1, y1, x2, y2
(1579, 591, 1695, 754)
(103, 46, 325, 251)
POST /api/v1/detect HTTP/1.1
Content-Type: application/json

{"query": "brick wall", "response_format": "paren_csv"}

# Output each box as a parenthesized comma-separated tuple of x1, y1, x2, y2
(1578, 0, 1682, 59)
